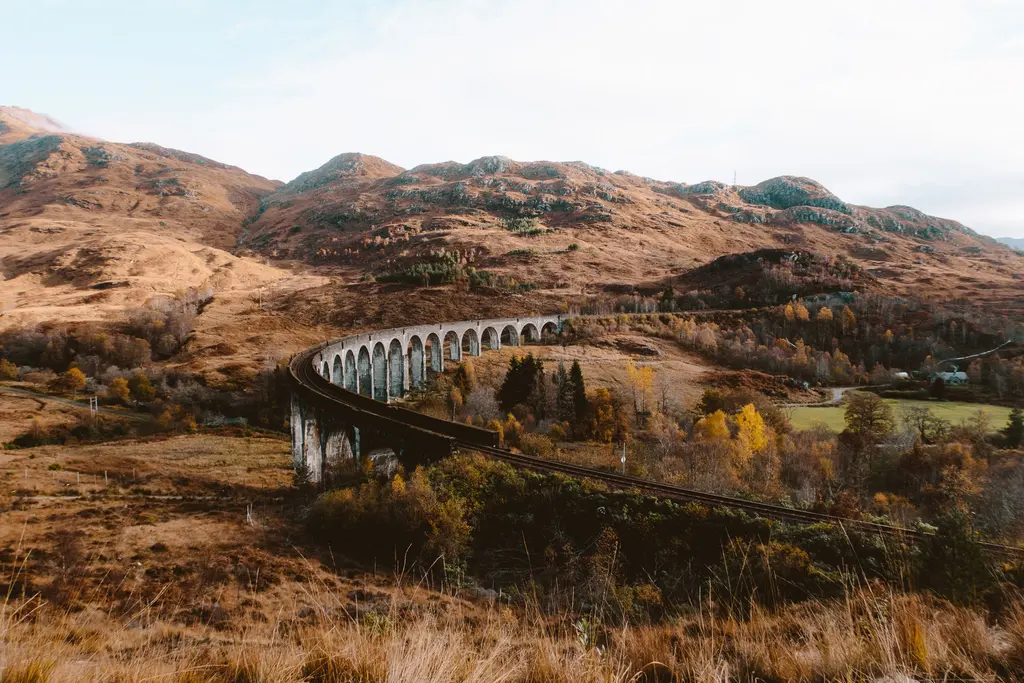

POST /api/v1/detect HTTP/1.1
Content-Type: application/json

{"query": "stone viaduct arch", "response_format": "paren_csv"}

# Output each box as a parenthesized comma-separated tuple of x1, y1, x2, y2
(297, 314, 565, 482)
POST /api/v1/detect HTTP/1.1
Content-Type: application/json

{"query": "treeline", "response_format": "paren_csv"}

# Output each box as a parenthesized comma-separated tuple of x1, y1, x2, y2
(310, 453, 1014, 619)
(416, 355, 630, 456)
(0, 287, 292, 432)
(565, 303, 1024, 395)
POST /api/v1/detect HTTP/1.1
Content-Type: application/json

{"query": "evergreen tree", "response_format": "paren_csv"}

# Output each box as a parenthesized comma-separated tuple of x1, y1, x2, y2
(570, 360, 587, 426)
(555, 361, 574, 423)
(1003, 408, 1024, 448)
(497, 353, 545, 415)
(531, 360, 547, 419)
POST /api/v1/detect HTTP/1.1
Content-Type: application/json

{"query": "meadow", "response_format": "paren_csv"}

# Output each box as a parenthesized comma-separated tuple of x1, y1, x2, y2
(788, 397, 1015, 433)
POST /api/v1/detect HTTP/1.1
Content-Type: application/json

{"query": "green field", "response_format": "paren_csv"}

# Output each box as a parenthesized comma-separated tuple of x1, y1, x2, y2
(788, 398, 1015, 433)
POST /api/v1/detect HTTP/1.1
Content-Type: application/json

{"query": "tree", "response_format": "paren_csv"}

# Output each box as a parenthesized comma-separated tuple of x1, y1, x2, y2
(55, 367, 86, 398)
(694, 410, 730, 442)
(626, 361, 655, 423)
(0, 358, 17, 380)
(587, 388, 628, 444)
(452, 361, 476, 396)
(734, 404, 768, 455)
(497, 353, 546, 418)
(840, 306, 857, 337)
(128, 372, 156, 402)
(841, 392, 893, 449)
(901, 406, 949, 445)
(107, 377, 130, 404)
(1003, 408, 1024, 448)
(447, 386, 463, 420)
(569, 360, 588, 426)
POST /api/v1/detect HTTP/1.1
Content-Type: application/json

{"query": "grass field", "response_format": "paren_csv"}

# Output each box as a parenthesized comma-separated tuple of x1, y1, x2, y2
(788, 397, 1015, 433)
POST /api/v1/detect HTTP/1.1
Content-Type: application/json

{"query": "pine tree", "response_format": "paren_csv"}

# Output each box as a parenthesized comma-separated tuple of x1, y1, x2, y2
(555, 362, 574, 423)
(569, 360, 587, 426)
(1003, 408, 1024, 448)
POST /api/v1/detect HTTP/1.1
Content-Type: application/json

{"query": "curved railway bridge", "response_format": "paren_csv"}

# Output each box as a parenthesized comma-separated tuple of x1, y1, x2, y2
(289, 313, 1024, 558)
(290, 314, 565, 477)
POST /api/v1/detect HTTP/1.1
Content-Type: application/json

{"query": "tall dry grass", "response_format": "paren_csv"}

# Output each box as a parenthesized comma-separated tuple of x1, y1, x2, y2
(4, 579, 1024, 682)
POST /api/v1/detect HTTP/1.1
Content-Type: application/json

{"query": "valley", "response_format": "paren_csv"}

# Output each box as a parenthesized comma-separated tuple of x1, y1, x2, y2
(1, 104, 1023, 681)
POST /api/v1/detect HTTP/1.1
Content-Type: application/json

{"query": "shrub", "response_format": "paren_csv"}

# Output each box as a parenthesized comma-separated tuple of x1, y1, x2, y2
(567, 243, 580, 251)
(128, 373, 156, 402)
(0, 358, 18, 380)
(518, 432, 555, 459)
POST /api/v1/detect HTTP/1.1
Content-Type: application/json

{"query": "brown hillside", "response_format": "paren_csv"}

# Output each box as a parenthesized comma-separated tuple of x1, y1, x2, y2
(243, 155, 1022, 311)
(0, 107, 317, 382)
(1, 108, 1019, 382)
(0, 107, 290, 315)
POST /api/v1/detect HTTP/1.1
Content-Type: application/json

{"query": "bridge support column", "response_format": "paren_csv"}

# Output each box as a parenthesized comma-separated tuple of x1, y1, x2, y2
(290, 392, 356, 485)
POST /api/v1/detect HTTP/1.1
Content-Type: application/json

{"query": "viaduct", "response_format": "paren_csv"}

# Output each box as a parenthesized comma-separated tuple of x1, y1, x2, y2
(290, 314, 565, 482)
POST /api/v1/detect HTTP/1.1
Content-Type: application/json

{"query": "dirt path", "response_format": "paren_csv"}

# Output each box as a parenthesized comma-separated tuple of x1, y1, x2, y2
(781, 386, 856, 407)
(0, 384, 151, 421)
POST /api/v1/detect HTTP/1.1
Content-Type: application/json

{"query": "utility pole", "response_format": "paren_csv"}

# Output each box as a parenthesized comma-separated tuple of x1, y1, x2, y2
(620, 441, 627, 475)
(88, 396, 98, 418)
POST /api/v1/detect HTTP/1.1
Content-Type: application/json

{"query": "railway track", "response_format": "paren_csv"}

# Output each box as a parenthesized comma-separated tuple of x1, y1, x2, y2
(291, 348, 1024, 558)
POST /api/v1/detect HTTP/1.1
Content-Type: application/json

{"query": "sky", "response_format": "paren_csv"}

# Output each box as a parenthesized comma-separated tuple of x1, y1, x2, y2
(5, 0, 1023, 237)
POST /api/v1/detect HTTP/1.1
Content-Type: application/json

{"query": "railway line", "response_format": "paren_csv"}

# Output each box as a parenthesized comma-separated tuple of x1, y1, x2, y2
(291, 343, 1024, 558)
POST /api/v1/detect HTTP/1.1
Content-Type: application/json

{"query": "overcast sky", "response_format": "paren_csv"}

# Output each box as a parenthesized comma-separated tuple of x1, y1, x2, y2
(6, 0, 1023, 237)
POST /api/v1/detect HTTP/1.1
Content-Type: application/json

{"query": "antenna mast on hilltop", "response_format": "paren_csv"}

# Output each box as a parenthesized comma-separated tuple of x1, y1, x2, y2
(732, 170, 737, 188)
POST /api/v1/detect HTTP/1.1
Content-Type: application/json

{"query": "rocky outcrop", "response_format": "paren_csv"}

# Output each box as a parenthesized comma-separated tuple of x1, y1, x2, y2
(280, 153, 404, 195)
(739, 176, 851, 215)
(0, 134, 64, 190)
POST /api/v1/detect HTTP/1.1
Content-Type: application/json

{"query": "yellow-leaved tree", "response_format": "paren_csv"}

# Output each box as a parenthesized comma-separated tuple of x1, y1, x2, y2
(626, 360, 655, 420)
(734, 403, 767, 456)
(694, 410, 730, 441)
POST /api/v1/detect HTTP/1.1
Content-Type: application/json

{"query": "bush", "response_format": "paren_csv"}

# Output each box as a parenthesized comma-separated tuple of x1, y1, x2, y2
(310, 454, 920, 618)
(0, 358, 18, 380)
(518, 432, 555, 459)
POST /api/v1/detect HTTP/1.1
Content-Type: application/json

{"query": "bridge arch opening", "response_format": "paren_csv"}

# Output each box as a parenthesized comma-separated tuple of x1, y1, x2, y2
(332, 355, 343, 385)
(520, 323, 540, 344)
(482, 326, 500, 350)
(344, 350, 357, 391)
(372, 342, 388, 401)
(357, 346, 372, 397)
(388, 339, 404, 399)
(541, 321, 559, 341)
(426, 333, 442, 373)
(462, 328, 480, 357)
(408, 336, 425, 388)
(444, 330, 461, 363)
(500, 324, 519, 347)
(321, 360, 331, 381)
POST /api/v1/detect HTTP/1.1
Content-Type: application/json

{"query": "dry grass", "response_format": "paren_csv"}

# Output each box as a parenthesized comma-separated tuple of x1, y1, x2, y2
(1, 417, 1023, 680)
(3, 578, 1024, 682)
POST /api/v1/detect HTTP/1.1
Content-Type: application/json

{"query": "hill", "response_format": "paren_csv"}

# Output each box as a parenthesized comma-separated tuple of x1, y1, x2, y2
(998, 236, 1024, 251)
(243, 155, 1022, 313)
(1, 108, 1020, 383)
(0, 108, 290, 319)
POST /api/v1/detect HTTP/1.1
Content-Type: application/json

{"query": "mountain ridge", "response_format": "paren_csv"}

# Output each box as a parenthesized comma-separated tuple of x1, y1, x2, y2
(1, 106, 1021, 345)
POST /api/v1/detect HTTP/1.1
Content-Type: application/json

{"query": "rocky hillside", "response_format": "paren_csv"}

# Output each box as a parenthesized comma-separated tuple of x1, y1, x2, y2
(0, 106, 289, 327)
(242, 154, 1021, 309)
